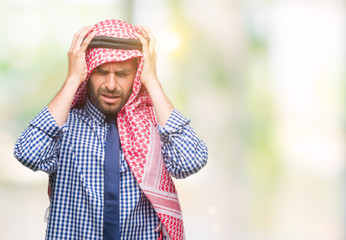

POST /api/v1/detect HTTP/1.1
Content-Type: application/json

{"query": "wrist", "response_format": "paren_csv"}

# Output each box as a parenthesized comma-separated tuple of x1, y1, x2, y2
(142, 77, 160, 93)
(64, 76, 84, 90)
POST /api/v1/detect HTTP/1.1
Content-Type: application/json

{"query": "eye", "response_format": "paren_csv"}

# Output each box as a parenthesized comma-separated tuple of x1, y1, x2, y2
(116, 72, 130, 78)
(94, 69, 108, 75)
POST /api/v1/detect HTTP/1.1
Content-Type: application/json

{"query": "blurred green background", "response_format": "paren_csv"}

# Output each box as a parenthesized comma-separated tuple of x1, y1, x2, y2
(0, 0, 345, 239)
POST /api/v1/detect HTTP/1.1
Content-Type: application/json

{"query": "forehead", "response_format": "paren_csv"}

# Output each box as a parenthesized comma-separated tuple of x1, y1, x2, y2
(96, 58, 137, 70)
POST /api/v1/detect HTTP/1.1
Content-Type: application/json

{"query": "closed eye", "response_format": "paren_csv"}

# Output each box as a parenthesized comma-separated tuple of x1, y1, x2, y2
(115, 70, 132, 78)
(115, 72, 130, 77)
(93, 68, 133, 77)
(93, 69, 109, 75)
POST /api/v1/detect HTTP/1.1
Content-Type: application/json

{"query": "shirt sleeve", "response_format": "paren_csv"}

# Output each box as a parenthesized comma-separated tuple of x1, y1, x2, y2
(157, 109, 208, 179)
(14, 107, 66, 174)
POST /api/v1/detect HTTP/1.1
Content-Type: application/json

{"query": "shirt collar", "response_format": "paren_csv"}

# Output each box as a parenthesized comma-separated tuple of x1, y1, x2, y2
(84, 98, 106, 125)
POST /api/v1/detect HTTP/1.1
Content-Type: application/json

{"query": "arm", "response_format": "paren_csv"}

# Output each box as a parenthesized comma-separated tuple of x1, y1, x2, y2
(135, 25, 173, 126)
(14, 108, 64, 174)
(14, 26, 96, 172)
(48, 26, 96, 126)
(135, 26, 208, 178)
(158, 109, 208, 179)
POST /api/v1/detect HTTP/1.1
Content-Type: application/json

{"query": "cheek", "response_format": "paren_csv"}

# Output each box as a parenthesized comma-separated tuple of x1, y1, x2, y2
(89, 77, 102, 92)
(125, 77, 135, 94)
(87, 79, 101, 100)
(88, 82, 97, 95)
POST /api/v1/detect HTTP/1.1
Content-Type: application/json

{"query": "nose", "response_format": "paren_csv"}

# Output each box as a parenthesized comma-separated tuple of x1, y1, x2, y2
(105, 73, 117, 91)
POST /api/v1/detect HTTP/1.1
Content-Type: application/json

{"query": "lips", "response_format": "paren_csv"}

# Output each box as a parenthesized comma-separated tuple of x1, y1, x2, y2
(101, 94, 120, 104)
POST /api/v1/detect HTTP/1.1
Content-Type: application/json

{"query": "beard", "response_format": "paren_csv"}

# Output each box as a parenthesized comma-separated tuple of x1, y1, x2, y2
(86, 80, 132, 119)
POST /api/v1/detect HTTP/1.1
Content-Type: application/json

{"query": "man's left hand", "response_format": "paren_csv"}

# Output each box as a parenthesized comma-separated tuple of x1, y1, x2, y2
(135, 25, 159, 88)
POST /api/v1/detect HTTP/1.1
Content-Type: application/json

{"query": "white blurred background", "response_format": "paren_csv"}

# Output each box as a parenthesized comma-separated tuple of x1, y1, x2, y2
(0, 0, 345, 239)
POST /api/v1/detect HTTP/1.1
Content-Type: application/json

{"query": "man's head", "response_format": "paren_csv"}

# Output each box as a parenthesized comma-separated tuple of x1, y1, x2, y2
(87, 59, 137, 118)
(71, 19, 144, 110)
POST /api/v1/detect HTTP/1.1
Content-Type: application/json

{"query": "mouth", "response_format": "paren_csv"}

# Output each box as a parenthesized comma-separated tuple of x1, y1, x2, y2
(101, 94, 120, 104)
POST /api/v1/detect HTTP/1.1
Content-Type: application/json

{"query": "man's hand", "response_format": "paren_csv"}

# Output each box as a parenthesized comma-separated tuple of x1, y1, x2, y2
(134, 25, 159, 88)
(67, 26, 96, 86)
(135, 25, 174, 126)
(48, 26, 96, 127)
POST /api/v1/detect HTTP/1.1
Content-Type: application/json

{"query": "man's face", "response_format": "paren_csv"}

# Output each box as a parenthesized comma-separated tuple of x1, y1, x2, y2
(87, 59, 137, 117)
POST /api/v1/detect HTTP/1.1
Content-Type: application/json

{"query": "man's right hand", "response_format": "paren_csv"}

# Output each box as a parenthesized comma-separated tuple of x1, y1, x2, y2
(47, 26, 96, 127)
(66, 26, 96, 85)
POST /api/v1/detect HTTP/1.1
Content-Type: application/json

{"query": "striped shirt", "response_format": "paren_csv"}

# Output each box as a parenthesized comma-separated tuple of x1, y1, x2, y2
(14, 99, 208, 239)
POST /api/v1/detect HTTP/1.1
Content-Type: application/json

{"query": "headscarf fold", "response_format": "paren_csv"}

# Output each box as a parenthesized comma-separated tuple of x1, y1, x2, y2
(71, 19, 185, 240)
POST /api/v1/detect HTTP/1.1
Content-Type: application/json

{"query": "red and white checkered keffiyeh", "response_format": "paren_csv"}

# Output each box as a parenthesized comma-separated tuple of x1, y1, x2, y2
(71, 19, 185, 240)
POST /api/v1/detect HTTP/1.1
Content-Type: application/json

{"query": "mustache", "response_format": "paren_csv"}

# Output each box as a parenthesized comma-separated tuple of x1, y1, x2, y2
(98, 87, 124, 97)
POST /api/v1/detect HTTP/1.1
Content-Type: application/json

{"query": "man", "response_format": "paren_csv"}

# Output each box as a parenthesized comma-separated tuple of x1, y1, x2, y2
(14, 19, 207, 240)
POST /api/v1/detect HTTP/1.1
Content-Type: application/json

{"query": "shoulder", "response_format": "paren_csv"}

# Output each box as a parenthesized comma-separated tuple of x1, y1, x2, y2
(66, 107, 89, 126)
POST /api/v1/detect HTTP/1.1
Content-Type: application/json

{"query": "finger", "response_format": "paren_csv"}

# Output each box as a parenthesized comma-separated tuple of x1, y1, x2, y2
(134, 32, 149, 54)
(135, 24, 149, 39)
(70, 26, 92, 49)
(75, 26, 95, 48)
(70, 26, 94, 52)
(141, 25, 156, 54)
(80, 30, 97, 52)
(136, 25, 156, 54)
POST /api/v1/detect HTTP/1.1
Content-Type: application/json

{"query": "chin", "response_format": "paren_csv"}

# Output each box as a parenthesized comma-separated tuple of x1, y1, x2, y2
(91, 96, 126, 117)
(100, 104, 122, 116)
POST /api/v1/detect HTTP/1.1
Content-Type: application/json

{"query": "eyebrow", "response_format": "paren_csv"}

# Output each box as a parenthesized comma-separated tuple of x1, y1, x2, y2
(94, 67, 132, 74)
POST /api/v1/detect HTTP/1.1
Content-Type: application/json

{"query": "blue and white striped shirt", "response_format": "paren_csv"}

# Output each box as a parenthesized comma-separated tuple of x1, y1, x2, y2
(14, 99, 208, 239)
